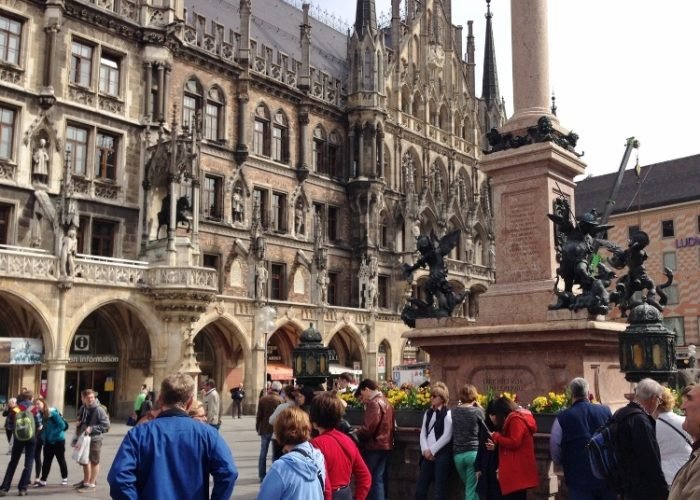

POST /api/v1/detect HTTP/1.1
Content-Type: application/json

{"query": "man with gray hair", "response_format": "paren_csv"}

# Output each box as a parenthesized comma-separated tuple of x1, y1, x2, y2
(614, 377, 668, 499)
(550, 377, 615, 499)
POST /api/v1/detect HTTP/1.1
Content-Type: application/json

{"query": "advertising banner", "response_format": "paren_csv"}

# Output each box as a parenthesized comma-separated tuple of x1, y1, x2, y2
(0, 338, 43, 365)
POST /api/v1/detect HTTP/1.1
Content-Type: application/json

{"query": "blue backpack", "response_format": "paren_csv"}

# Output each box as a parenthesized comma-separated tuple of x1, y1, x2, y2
(587, 408, 641, 491)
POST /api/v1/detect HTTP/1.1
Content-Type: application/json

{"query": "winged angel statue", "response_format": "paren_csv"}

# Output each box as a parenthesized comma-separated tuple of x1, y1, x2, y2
(401, 230, 467, 327)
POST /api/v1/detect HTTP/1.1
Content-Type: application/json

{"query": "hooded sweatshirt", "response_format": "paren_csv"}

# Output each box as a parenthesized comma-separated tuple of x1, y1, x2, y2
(257, 441, 326, 500)
(491, 409, 539, 495)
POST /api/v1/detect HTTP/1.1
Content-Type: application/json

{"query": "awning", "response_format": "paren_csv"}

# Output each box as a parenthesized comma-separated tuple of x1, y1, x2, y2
(267, 364, 293, 381)
(329, 364, 363, 376)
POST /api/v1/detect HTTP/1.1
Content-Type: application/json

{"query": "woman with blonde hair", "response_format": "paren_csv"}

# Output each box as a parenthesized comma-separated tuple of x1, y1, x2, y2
(416, 382, 453, 500)
(187, 400, 207, 423)
(655, 387, 692, 486)
(452, 384, 483, 500)
(258, 406, 328, 500)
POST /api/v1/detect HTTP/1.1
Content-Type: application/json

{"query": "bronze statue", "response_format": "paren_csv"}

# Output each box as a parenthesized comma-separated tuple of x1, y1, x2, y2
(401, 230, 467, 327)
(157, 194, 191, 238)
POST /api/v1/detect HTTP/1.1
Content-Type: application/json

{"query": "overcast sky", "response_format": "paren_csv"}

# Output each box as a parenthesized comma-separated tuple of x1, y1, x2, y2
(319, 0, 700, 179)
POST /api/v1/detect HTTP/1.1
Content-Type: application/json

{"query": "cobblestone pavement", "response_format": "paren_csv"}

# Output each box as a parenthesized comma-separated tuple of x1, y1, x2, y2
(0, 415, 262, 499)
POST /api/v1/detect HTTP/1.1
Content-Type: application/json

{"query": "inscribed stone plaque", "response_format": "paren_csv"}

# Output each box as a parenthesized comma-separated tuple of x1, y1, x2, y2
(469, 366, 536, 400)
(501, 189, 543, 282)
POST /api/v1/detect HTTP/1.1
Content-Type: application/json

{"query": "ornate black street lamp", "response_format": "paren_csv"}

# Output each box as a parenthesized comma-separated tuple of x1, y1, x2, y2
(619, 303, 677, 383)
(293, 323, 331, 388)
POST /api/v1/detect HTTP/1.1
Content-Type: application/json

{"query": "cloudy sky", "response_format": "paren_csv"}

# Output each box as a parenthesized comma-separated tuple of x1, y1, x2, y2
(319, 0, 700, 179)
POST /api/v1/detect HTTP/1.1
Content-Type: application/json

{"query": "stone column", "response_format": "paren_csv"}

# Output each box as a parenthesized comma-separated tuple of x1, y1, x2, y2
(506, 0, 554, 131)
(46, 358, 68, 413)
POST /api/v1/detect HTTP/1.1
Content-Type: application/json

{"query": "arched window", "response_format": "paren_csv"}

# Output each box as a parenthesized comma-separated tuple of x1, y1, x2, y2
(379, 211, 388, 248)
(272, 110, 288, 163)
(312, 126, 327, 174)
(253, 104, 270, 156)
(182, 77, 202, 132)
(204, 86, 224, 141)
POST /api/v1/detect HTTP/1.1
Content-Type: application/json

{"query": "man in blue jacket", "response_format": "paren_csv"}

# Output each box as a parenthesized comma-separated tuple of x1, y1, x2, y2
(550, 377, 615, 500)
(107, 373, 238, 500)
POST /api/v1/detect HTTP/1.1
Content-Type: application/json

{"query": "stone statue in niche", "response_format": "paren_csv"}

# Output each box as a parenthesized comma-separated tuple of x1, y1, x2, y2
(232, 187, 244, 223)
(317, 268, 329, 305)
(401, 230, 467, 327)
(59, 225, 78, 278)
(255, 260, 268, 300)
(33, 138, 49, 184)
(295, 201, 305, 235)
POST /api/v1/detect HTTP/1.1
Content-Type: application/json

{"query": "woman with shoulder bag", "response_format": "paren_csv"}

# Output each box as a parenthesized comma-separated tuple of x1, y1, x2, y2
(310, 392, 371, 500)
(452, 384, 484, 500)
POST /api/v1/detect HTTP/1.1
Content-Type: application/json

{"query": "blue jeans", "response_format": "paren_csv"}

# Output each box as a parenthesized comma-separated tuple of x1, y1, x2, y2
(258, 433, 273, 480)
(362, 450, 390, 500)
(415, 451, 452, 500)
(1, 438, 36, 492)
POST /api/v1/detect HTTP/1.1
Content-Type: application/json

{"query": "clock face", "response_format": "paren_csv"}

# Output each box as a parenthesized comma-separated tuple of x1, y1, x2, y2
(306, 355, 317, 374)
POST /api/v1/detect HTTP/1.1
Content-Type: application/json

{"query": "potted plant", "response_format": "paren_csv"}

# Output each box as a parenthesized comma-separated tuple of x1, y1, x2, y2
(529, 392, 569, 433)
(340, 384, 431, 428)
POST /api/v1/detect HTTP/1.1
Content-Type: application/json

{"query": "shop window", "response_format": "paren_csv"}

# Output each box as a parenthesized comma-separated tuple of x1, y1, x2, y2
(0, 14, 22, 66)
(70, 40, 93, 87)
(98, 53, 120, 97)
(0, 105, 15, 160)
(95, 131, 118, 180)
(203, 175, 222, 220)
(662, 220, 675, 238)
(0, 203, 11, 244)
(270, 263, 286, 300)
(271, 192, 287, 233)
(91, 219, 116, 257)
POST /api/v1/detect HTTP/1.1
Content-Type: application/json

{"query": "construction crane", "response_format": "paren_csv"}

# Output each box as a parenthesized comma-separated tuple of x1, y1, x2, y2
(599, 137, 640, 225)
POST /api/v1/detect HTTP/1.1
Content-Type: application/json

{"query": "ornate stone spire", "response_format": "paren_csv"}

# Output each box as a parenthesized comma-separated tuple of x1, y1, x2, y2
(354, 0, 377, 38)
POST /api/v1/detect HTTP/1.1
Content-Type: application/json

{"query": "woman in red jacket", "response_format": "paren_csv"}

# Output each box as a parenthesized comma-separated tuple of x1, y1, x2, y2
(486, 397, 538, 499)
(310, 392, 371, 500)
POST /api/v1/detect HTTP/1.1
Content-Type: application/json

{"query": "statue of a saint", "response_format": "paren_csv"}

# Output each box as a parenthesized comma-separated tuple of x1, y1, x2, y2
(232, 189, 244, 223)
(33, 138, 49, 183)
(317, 268, 329, 304)
(59, 225, 78, 278)
(256, 260, 268, 300)
(295, 202, 304, 235)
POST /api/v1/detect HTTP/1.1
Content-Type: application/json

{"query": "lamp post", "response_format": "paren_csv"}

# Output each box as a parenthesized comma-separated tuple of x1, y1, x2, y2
(256, 305, 276, 388)
(619, 303, 677, 384)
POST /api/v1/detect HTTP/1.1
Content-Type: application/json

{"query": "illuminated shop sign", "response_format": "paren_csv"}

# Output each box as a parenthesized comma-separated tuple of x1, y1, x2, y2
(676, 236, 700, 249)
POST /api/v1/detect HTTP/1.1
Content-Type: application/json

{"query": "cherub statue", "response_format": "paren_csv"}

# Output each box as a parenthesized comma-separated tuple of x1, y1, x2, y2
(608, 230, 673, 316)
(401, 230, 467, 326)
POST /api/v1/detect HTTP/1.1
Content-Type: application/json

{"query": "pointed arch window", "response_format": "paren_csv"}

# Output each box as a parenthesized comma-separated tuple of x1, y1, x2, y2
(204, 86, 225, 142)
(271, 111, 289, 163)
(182, 78, 203, 132)
(253, 104, 270, 156)
(379, 212, 389, 248)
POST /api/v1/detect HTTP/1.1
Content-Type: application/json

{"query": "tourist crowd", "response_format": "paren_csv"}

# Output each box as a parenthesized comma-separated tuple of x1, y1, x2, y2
(3, 372, 700, 499)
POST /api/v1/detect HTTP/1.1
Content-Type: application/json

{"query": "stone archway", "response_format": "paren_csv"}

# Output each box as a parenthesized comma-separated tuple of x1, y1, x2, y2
(266, 322, 303, 383)
(0, 291, 53, 406)
(328, 327, 366, 377)
(377, 339, 392, 382)
(65, 301, 153, 419)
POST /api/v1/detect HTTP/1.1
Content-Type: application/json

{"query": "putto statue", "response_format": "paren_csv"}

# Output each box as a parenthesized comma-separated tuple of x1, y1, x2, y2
(401, 230, 467, 327)
(547, 197, 673, 316)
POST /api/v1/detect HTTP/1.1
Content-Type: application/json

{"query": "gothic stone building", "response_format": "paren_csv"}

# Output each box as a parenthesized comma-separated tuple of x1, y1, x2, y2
(0, 0, 502, 416)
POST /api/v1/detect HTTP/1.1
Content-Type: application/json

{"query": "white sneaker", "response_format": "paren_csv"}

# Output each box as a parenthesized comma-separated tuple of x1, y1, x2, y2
(61, 478, 68, 486)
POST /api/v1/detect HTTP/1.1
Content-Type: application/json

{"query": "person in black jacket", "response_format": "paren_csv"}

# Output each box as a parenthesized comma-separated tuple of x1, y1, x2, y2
(231, 383, 245, 419)
(615, 378, 669, 500)
(474, 400, 502, 500)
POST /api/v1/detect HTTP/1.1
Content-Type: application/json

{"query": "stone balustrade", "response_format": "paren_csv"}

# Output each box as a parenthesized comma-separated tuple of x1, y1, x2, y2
(0, 245, 56, 280)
